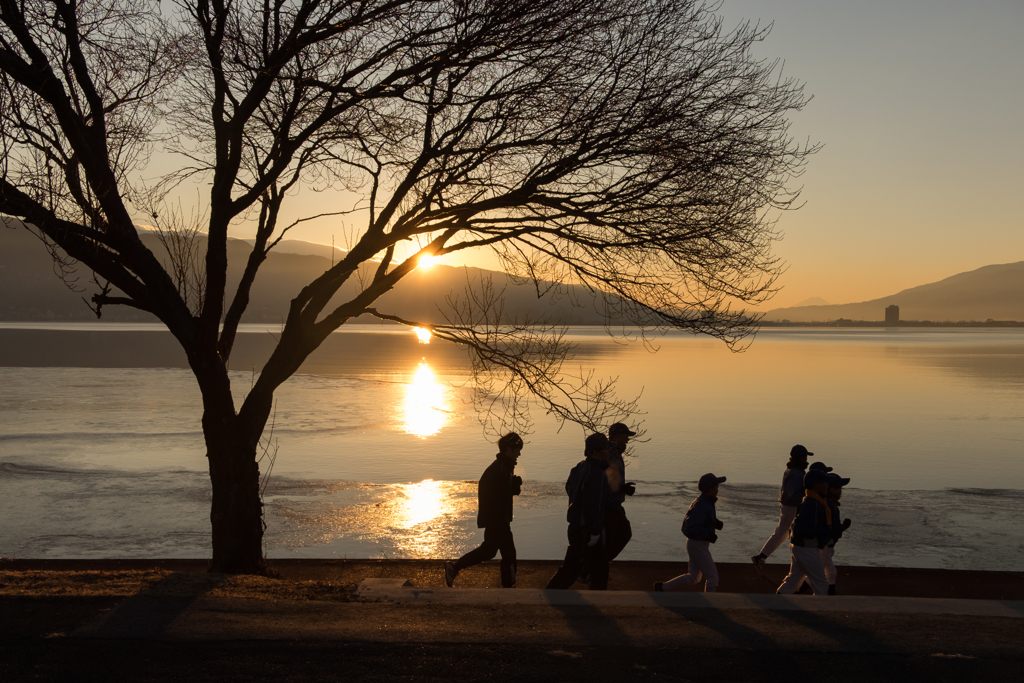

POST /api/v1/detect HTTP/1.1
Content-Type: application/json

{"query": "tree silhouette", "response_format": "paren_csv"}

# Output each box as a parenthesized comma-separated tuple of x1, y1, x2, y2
(1, 0, 815, 573)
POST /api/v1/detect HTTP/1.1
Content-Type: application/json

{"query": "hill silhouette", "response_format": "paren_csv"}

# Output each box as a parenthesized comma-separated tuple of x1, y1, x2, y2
(764, 262, 1024, 322)
(0, 221, 611, 325)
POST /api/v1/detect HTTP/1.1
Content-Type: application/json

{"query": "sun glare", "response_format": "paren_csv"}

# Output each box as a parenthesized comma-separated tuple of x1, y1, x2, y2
(396, 479, 448, 529)
(401, 361, 452, 438)
(418, 254, 437, 269)
(413, 327, 432, 344)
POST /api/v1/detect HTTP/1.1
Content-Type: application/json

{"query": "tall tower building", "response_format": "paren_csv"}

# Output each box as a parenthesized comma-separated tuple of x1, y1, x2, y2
(885, 305, 900, 325)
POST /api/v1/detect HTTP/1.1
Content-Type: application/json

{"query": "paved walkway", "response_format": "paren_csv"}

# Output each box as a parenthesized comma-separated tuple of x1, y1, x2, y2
(355, 578, 1024, 618)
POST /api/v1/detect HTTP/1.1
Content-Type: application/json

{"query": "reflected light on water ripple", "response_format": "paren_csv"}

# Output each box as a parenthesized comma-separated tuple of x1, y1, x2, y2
(401, 361, 452, 438)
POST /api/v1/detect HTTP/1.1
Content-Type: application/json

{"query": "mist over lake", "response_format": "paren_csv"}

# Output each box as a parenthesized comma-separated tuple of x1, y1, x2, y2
(2, 324, 1023, 569)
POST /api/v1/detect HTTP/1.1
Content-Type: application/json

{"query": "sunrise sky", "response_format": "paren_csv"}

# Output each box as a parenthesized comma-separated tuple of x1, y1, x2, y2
(225, 0, 1023, 311)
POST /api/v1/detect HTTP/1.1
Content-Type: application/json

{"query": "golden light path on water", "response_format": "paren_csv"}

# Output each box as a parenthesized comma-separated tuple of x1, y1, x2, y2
(401, 360, 453, 438)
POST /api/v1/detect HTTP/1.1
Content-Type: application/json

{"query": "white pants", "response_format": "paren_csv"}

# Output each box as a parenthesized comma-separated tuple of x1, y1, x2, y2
(822, 545, 837, 584)
(796, 545, 837, 591)
(777, 545, 829, 595)
(758, 504, 797, 559)
(663, 540, 718, 592)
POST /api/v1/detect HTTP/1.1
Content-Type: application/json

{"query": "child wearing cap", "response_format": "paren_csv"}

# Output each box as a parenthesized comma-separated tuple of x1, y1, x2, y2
(776, 468, 832, 595)
(655, 473, 726, 593)
(822, 472, 852, 595)
(751, 445, 811, 574)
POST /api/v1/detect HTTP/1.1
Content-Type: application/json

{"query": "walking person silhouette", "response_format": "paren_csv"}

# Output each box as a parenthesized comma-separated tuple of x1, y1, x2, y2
(445, 432, 524, 588)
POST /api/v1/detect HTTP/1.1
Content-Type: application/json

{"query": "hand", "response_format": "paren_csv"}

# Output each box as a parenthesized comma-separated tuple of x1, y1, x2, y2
(623, 482, 636, 496)
(588, 534, 600, 547)
(512, 475, 523, 487)
(708, 532, 718, 544)
(715, 520, 724, 530)
(842, 518, 852, 530)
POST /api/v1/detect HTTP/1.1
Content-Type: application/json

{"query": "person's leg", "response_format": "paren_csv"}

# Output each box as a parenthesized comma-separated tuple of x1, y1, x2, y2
(496, 525, 518, 588)
(757, 504, 797, 559)
(452, 531, 499, 572)
(547, 526, 587, 589)
(822, 545, 837, 585)
(585, 536, 609, 590)
(776, 545, 807, 594)
(798, 546, 829, 595)
(689, 540, 719, 592)
(605, 506, 633, 561)
(662, 540, 705, 591)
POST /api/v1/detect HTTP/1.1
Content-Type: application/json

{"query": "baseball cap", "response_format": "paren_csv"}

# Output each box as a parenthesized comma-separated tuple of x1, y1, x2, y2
(809, 461, 833, 472)
(585, 432, 609, 454)
(698, 473, 727, 493)
(790, 444, 813, 458)
(826, 473, 851, 487)
(609, 422, 637, 437)
(803, 468, 830, 488)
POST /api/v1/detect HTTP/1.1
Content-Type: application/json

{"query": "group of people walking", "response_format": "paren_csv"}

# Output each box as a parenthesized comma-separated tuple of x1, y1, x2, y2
(444, 431, 852, 596)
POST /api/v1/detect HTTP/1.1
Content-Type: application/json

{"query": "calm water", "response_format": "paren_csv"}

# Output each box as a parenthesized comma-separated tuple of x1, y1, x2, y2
(2, 324, 1023, 569)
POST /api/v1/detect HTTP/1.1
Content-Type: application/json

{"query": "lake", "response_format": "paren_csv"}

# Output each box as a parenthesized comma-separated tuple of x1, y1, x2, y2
(1, 324, 1023, 570)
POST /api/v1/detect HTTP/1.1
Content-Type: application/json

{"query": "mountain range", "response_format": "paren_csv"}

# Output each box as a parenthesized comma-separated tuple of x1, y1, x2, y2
(764, 261, 1024, 322)
(3, 221, 1022, 324)
(0, 222, 611, 325)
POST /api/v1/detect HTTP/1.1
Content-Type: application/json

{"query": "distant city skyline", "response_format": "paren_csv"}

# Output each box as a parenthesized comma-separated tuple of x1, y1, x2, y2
(190, 1, 1021, 310)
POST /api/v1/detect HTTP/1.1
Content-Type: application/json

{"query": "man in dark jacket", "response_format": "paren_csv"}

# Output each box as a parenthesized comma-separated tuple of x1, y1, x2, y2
(446, 433, 524, 588)
(546, 433, 612, 590)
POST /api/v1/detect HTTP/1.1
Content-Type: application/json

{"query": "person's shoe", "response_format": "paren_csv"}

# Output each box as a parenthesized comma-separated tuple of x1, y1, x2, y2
(577, 571, 590, 586)
(828, 584, 836, 596)
(653, 582, 664, 592)
(444, 561, 458, 588)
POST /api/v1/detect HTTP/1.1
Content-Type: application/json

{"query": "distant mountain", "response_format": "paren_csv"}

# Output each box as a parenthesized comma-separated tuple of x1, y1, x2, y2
(764, 262, 1024, 322)
(793, 296, 830, 307)
(0, 221, 612, 324)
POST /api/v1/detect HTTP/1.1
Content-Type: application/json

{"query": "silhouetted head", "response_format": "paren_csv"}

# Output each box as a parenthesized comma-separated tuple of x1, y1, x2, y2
(803, 468, 830, 494)
(585, 432, 610, 461)
(826, 473, 850, 500)
(808, 461, 832, 473)
(698, 473, 726, 497)
(497, 432, 523, 461)
(608, 422, 636, 450)
(790, 444, 813, 460)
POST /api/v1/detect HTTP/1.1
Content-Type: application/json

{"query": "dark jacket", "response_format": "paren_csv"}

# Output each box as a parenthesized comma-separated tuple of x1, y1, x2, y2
(779, 462, 808, 507)
(681, 494, 718, 542)
(565, 457, 608, 536)
(827, 499, 845, 547)
(476, 454, 521, 528)
(790, 493, 832, 549)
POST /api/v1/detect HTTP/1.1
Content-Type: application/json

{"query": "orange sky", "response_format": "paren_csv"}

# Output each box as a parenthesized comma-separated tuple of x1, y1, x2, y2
(216, 0, 1022, 312)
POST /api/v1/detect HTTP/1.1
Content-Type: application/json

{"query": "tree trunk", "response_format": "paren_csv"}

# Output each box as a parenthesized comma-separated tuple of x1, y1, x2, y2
(206, 426, 266, 574)
(200, 376, 267, 574)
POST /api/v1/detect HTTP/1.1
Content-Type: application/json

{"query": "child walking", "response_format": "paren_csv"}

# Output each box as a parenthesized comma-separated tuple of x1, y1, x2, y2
(822, 472, 852, 595)
(655, 473, 726, 593)
(776, 468, 832, 595)
(751, 445, 811, 574)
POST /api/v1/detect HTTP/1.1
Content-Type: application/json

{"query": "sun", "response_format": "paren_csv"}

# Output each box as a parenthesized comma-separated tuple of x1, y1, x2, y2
(418, 254, 437, 269)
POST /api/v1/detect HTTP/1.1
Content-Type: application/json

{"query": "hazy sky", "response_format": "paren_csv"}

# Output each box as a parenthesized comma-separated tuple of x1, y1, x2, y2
(221, 0, 1023, 310)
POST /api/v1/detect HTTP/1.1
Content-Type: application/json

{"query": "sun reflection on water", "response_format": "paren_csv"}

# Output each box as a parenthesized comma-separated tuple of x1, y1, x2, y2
(402, 361, 453, 438)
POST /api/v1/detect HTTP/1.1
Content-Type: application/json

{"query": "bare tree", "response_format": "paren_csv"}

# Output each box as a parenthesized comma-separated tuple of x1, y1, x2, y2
(0, 0, 816, 573)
